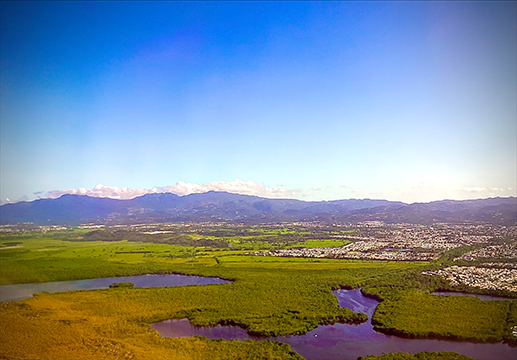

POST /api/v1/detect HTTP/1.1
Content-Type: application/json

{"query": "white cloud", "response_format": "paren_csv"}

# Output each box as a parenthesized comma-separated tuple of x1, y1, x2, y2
(36, 179, 298, 201)
(161, 179, 297, 198)
(1, 195, 28, 206)
(462, 187, 486, 193)
(455, 186, 516, 199)
(42, 184, 155, 200)
(7, 182, 516, 206)
(350, 189, 384, 199)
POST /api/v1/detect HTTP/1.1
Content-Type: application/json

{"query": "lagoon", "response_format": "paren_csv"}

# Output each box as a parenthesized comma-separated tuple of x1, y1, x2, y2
(0, 274, 230, 302)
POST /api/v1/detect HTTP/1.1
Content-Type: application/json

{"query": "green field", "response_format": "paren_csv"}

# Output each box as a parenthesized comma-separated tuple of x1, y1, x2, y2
(1, 229, 516, 359)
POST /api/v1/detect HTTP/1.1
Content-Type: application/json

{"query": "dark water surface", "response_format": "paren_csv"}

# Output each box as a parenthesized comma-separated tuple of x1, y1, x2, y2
(431, 291, 514, 301)
(152, 289, 517, 360)
(0, 274, 230, 302)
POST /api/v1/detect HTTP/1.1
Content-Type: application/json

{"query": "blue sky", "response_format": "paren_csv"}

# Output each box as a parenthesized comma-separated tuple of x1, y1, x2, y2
(1, 1, 516, 204)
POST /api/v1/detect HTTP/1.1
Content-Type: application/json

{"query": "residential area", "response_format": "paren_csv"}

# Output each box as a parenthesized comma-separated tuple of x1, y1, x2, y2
(422, 265, 517, 293)
(460, 242, 517, 261)
(256, 222, 516, 262)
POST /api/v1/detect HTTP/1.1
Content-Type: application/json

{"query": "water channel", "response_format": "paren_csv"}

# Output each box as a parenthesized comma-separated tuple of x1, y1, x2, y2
(0, 274, 230, 302)
(430, 291, 513, 301)
(152, 289, 517, 360)
(1, 275, 516, 359)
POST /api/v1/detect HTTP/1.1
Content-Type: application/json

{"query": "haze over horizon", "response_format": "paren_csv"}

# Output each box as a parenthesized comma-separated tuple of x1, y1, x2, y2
(1, 2, 516, 205)
(2, 179, 515, 206)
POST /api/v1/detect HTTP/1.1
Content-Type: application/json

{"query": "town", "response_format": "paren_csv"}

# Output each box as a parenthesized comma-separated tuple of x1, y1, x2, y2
(422, 266, 517, 293)
(255, 222, 516, 262)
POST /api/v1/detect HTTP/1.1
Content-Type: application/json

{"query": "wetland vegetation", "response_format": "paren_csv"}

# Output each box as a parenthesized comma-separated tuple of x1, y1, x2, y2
(0, 222, 516, 359)
(358, 352, 476, 360)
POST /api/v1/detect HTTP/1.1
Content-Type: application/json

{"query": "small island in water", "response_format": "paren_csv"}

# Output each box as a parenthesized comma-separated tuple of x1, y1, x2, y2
(109, 282, 135, 289)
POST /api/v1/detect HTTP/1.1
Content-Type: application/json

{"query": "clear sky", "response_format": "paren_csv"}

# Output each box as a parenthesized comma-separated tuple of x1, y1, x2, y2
(1, 1, 516, 204)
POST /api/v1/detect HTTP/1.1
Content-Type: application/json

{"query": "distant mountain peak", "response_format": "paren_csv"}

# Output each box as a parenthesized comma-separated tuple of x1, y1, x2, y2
(0, 193, 515, 226)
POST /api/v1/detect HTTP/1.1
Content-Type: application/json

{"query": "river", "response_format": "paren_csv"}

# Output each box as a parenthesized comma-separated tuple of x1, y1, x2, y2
(152, 288, 517, 360)
(2, 275, 515, 359)
(431, 291, 513, 301)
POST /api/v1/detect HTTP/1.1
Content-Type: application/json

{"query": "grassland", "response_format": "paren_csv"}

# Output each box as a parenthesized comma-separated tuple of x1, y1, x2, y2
(1, 227, 516, 359)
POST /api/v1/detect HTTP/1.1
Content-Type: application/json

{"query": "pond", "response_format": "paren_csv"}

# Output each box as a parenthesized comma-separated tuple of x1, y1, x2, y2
(152, 289, 517, 360)
(0, 274, 231, 302)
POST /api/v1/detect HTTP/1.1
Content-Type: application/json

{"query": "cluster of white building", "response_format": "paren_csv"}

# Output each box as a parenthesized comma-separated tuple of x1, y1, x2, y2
(353, 224, 496, 251)
(254, 223, 516, 261)
(256, 244, 437, 261)
(481, 262, 517, 269)
(422, 265, 517, 293)
(460, 243, 517, 261)
(0, 224, 69, 233)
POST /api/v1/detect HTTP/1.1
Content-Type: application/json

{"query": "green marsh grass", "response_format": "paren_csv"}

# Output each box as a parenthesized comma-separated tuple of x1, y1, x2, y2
(1, 231, 516, 359)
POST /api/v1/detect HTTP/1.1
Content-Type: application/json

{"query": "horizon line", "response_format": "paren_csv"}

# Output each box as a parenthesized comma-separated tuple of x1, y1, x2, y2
(2, 190, 515, 207)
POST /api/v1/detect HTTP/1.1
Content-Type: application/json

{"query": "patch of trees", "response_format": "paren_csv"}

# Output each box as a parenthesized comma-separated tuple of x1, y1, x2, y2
(109, 282, 134, 288)
(370, 289, 514, 343)
(358, 352, 475, 360)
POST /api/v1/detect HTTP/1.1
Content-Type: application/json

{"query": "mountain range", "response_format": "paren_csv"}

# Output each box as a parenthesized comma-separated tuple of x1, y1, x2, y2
(0, 192, 515, 226)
